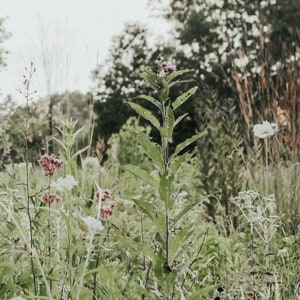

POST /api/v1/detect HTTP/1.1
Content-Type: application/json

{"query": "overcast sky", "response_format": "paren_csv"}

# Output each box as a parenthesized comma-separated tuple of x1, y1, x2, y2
(0, 0, 170, 101)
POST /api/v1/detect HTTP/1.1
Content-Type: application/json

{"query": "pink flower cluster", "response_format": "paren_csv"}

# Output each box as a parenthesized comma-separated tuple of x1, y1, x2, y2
(160, 61, 177, 75)
(38, 154, 64, 176)
(95, 189, 111, 201)
(100, 201, 117, 218)
(42, 191, 61, 205)
(95, 188, 116, 218)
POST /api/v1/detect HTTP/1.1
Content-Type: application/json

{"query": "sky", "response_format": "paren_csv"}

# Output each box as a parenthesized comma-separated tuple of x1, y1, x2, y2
(0, 0, 170, 101)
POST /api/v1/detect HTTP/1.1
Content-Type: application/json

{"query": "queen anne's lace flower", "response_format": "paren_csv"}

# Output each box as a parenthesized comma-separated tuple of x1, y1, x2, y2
(253, 121, 278, 139)
(82, 157, 100, 179)
(82, 216, 104, 234)
(51, 175, 78, 191)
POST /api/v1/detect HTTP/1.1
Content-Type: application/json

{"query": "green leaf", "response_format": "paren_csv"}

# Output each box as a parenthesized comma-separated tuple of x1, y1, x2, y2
(140, 67, 158, 88)
(172, 86, 198, 111)
(133, 198, 166, 235)
(170, 148, 197, 175)
(169, 223, 193, 264)
(133, 285, 160, 300)
(137, 132, 163, 169)
(160, 106, 175, 141)
(172, 200, 201, 228)
(186, 285, 217, 299)
(153, 249, 165, 283)
(127, 102, 160, 130)
(169, 131, 207, 161)
(138, 95, 162, 109)
(53, 136, 68, 152)
(132, 198, 157, 224)
(116, 231, 157, 262)
(165, 69, 192, 83)
(124, 164, 159, 190)
(159, 171, 174, 208)
(71, 145, 90, 160)
(155, 231, 165, 248)
(18, 274, 34, 289)
(174, 112, 189, 128)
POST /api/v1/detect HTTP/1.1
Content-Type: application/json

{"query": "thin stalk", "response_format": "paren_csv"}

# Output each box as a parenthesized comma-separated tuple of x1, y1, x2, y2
(76, 233, 94, 300)
(25, 159, 38, 296)
(24, 101, 37, 295)
(161, 102, 170, 267)
(47, 188, 53, 292)
(264, 138, 269, 195)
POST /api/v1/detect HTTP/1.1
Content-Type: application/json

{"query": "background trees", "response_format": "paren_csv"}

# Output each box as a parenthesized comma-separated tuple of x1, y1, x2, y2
(0, 17, 10, 71)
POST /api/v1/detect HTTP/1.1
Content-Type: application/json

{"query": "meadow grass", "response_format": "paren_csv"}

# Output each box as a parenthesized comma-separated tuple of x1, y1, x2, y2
(0, 62, 299, 300)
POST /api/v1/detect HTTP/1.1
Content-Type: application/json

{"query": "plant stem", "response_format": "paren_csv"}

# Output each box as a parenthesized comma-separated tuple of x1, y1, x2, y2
(25, 160, 38, 296)
(76, 233, 94, 300)
(161, 101, 170, 267)
(264, 138, 269, 195)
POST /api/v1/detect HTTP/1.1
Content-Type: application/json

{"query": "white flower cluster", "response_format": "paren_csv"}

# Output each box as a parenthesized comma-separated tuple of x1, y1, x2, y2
(82, 156, 100, 178)
(82, 216, 104, 234)
(233, 191, 279, 242)
(51, 175, 78, 191)
(253, 121, 278, 139)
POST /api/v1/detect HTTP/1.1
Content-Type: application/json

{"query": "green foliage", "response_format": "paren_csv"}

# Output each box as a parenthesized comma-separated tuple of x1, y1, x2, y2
(1, 61, 300, 299)
(196, 97, 244, 215)
(106, 117, 152, 168)
(0, 17, 10, 70)
(122, 64, 209, 298)
(54, 118, 90, 175)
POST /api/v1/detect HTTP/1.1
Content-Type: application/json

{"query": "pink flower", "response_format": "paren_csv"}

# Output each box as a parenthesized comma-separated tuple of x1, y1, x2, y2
(38, 154, 64, 176)
(95, 189, 111, 201)
(100, 206, 113, 218)
(42, 191, 61, 205)
(100, 201, 117, 218)
(159, 61, 177, 75)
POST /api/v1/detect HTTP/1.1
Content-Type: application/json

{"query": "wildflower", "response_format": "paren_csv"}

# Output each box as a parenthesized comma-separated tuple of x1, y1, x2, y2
(82, 156, 100, 178)
(82, 216, 104, 234)
(10, 297, 26, 300)
(95, 189, 111, 201)
(157, 60, 177, 77)
(51, 175, 78, 191)
(42, 191, 61, 205)
(253, 121, 278, 139)
(38, 154, 64, 176)
(12, 236, 20, 244)
(100, 206, 113, 218)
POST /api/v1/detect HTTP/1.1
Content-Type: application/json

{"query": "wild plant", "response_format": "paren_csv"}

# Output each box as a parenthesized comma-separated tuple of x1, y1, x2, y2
(0, 64, 117, 299)
(119, 59, 218, 299)
(229, 121, 283, 299)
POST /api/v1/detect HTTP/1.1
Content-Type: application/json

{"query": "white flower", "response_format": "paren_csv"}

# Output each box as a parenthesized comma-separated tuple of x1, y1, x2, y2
(82, 216, 104, 234)
(10, 297, 26, 300)
(253, 121, 278, 139)
(234, 56, 249, 68)
(51, 175, 78, 191)
(82, 156, 100, 178)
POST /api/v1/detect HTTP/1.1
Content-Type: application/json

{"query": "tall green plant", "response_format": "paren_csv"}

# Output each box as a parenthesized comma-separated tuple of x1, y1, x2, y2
(124, 61, 208, 298)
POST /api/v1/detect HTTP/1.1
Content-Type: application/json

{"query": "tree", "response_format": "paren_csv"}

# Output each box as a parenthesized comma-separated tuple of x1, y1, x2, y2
(92, 23, 199, 152)
(0, 17, 10, 69)
(92, 24, 152, 142)
(0, 17, 10, 97)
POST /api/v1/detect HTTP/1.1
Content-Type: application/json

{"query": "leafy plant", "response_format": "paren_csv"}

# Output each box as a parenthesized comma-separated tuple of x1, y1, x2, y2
(122, 61, 211, 298)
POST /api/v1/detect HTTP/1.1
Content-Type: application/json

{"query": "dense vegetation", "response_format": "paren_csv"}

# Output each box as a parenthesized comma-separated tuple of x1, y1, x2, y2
(0, 0, 300, 299)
